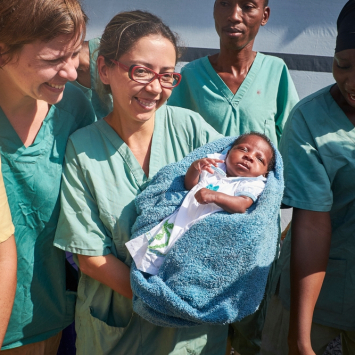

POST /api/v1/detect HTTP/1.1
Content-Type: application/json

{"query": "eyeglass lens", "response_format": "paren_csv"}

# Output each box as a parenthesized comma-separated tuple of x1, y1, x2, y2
(132, 67, 179, 88)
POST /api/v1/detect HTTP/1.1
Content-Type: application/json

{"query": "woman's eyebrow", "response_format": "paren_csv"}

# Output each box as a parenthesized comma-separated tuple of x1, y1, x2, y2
(132, 61, 175, 71)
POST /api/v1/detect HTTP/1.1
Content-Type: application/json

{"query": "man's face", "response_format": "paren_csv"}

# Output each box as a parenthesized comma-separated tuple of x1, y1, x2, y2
(213, 0, 270, 51)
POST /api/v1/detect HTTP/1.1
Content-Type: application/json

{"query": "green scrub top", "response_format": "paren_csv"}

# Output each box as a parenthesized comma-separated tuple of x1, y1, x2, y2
(54, 105, 228, 355)
(168, 53, 299, 146)
(0, 83, 96, 349)
(72, 38, 113, 120)
(277, 85, 355, 330)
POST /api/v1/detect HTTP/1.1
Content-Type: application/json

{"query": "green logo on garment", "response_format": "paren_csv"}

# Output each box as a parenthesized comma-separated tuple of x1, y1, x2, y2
(148, 220, 174, 251)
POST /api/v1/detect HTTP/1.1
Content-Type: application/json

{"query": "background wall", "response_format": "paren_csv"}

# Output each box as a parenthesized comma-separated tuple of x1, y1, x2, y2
(83, 0, 346, 100)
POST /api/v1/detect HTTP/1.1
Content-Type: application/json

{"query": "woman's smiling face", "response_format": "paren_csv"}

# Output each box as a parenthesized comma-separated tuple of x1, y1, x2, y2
(0, 34, 82, 104)
(98, 34, 177, 124)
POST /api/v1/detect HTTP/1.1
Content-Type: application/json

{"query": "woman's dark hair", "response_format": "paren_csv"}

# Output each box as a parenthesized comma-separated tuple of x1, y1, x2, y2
(231, 132, 276, 172)
(97, 10, 181, 94)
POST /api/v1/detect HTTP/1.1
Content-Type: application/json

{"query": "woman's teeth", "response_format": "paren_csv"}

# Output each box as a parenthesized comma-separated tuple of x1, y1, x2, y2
(350, 94, 355, 101)
(136, 98, 156, 108)
(47, 83, 65, 89)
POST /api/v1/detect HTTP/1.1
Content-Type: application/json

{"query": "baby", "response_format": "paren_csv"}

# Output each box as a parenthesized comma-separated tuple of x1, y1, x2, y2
(126, 133, 276, 275)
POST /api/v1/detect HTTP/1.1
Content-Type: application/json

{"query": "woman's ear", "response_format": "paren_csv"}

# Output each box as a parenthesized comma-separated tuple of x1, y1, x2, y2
(0, 43, 8, 67)
(97, 55, 111, 85)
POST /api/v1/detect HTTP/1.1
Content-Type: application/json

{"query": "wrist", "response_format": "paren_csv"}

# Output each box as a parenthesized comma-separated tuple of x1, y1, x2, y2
(288, 334, 313, 354)
(210, 191, 219, 204)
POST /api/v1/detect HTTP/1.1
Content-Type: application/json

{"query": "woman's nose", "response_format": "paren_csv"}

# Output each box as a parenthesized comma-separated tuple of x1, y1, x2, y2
(58, 57, 79, 82)
(145, 77, 163, 94)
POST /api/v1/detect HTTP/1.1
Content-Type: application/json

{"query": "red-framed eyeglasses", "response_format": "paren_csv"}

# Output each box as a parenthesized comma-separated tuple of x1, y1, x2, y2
(110, 60, 181, 89)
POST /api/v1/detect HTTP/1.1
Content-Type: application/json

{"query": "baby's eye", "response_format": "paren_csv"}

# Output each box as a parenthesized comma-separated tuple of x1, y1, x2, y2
(257, 157, 264, 163)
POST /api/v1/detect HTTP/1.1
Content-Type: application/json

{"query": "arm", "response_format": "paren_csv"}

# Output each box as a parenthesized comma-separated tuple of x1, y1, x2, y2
(54, 139, 132, 301)
(77, 253, 132, 299)
(194, 189, 253, 213)
(0, 235, 17, 349)
(288, 208, 332, 355)
(184, 158, 223, 190)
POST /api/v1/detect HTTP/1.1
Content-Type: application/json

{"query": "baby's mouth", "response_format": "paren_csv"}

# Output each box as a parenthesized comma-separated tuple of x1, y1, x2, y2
(237, 162, 249, 170)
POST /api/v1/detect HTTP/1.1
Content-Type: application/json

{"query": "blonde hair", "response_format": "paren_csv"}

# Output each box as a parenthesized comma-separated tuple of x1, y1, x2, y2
(0, 0, 87, 65)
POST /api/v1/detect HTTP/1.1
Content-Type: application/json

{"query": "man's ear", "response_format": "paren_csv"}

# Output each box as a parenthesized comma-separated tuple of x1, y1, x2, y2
(261, 6, 270, 26)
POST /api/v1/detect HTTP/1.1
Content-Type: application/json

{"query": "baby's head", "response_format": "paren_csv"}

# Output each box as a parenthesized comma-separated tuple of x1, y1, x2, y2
(225, 132, 276, 178)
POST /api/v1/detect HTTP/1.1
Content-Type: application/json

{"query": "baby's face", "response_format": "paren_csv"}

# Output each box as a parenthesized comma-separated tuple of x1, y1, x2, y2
(225, 135, 273, 178)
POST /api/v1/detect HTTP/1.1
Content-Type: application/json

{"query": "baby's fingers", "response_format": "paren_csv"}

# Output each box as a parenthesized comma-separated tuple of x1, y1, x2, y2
(201, 165, 215, 174)
(206, 158, 224, 166)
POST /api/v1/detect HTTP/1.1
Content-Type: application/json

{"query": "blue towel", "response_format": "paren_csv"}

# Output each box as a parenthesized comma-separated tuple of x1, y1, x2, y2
(130, 137, 284, 327)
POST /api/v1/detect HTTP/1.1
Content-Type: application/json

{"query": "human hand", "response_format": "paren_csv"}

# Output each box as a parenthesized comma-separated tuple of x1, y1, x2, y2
(191, 158, 224, 175)
(194, 188, 217, 204)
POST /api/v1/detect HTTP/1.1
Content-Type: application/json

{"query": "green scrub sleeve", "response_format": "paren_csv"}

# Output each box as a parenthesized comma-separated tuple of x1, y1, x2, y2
(54, 138, 112, 256)
(275, 65, 299, 145)
(168, 66, 195, 110)
(279, 109, 333, 212)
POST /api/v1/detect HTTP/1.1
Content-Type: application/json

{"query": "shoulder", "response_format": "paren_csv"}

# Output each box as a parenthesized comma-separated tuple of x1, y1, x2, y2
(288, 86, 332, 124)
(258, 53, 287, 68)
(55, 83, 95, 122)
(180, 57, 206, 71)
(67, 120, 103, 155)
(258, 52, 286, 67)
(164, 105, 212, 128)
(165, 104, 203, 119)
(161, 105, 222, 145)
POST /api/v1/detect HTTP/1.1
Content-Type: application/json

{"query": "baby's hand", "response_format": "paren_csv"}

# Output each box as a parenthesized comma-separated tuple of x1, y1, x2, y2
(194, 188, 217, 204)
(191, 158, 224, 175)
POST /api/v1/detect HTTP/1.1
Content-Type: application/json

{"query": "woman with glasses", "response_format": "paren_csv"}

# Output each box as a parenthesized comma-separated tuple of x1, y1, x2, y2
(54, 11, 228, 355)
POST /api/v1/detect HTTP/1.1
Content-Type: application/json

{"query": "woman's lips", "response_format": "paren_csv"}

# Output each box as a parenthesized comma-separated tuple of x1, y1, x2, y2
(348, 93, 355, 102)
(135, 97, 157, 109)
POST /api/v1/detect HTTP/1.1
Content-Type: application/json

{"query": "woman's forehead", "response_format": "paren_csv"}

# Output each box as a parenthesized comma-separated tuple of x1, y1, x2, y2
(120, 35, 176, 66)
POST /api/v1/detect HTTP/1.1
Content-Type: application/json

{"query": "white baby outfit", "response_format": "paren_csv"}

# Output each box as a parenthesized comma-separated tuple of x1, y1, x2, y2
(126, 153, 267, 275)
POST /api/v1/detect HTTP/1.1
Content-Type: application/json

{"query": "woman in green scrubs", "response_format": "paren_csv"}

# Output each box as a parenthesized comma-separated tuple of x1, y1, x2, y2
(261, 1, 355, 354)
(54, 10, 228, 355)
(0, 0, 95, 353)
